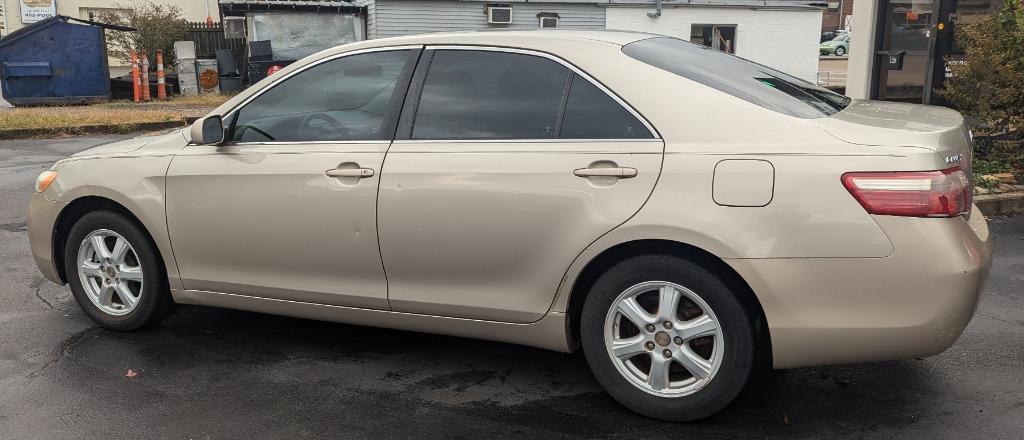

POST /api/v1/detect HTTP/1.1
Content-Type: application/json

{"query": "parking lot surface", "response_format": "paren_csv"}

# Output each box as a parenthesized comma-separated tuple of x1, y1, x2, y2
(1, 135, 1021, 439)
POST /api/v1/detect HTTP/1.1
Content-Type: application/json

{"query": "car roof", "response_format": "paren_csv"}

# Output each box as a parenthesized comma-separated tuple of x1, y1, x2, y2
(208, 30, 659, 119)
(339, 29, 657, 51)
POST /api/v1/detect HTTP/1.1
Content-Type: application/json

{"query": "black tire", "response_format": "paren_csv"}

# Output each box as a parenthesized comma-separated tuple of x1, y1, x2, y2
(834, 46, 846, 57)
(64, 210, 175, 331)
(580, 254, 755, 422)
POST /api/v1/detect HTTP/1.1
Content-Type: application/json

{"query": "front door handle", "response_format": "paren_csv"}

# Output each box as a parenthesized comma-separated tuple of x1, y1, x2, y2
(325, 168, 374, 178)
(573, 167, 638, 178)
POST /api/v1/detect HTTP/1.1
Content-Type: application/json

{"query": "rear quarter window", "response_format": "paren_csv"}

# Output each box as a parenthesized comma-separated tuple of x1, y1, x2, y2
(622, 37, 851, 119)
(560, 74, 653, 139)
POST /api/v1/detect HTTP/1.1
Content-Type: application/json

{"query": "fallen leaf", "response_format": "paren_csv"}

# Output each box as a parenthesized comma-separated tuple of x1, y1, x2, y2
(783, 414, 790, 425)
(125, 369, 139, 378)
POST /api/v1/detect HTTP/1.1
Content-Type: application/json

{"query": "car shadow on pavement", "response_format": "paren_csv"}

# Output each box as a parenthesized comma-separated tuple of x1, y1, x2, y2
(17, 303, 941, 438)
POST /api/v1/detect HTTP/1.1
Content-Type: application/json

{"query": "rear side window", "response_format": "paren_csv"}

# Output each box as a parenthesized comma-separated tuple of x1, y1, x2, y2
(622, 37, 850, 119)
(561, 75, 652, 139)
(412, 50, 570, 140)
(410, 50, 655, 140)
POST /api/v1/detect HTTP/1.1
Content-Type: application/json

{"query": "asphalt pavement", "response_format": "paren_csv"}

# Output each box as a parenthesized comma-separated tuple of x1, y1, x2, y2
(1, 135, 1021, 439)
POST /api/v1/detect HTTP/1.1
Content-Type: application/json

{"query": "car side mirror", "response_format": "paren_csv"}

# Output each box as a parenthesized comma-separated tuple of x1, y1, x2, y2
(190, 115, 225, 145)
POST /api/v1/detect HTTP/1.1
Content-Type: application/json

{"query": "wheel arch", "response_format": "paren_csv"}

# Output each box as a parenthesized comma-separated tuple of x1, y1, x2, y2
(52, 196, 165, 284)
(563, 238, 773, 368)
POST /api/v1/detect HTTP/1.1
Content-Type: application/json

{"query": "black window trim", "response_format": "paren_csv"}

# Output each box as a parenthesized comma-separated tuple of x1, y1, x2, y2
(393, 45, 661, 142)
(214, 45, 424, 146)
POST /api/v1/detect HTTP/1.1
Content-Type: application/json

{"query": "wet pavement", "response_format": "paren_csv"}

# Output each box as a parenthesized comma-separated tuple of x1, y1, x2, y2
(1, 135, 1022, 439)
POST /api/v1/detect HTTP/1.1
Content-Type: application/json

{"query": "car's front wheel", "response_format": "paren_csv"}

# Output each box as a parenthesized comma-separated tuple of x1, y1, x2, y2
(580, 254, 754, 421)
(64, 210, 176, 330)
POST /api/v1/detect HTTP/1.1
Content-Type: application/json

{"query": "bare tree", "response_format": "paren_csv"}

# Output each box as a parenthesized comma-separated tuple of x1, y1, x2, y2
(98, 1, 189, 67)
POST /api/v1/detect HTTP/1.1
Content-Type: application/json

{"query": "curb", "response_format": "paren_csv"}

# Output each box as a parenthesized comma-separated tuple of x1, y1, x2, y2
(976, 192, 1024, 216)
(0, 119, 188, 140)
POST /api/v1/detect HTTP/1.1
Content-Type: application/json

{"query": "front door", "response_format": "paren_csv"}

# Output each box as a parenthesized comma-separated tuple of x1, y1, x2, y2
(377, 48, 664, 323)
(166, 48, 419, 309)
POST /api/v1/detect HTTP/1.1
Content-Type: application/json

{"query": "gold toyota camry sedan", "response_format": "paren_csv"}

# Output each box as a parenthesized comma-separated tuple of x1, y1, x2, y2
(27, 31, 992, 421)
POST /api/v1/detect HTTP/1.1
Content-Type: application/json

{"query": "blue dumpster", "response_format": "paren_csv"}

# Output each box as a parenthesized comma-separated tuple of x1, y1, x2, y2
(0, 16, 133, 105)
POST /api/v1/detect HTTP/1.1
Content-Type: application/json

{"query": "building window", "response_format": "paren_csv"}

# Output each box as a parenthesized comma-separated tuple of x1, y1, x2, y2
(690, 24, 737, 54)
(537, 12, 559, 28)
(82, 8, 122, 23)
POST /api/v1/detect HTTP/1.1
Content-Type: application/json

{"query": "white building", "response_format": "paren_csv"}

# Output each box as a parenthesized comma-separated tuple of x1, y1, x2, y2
(361, 0, 823, 82)
(0, 0, 218, 36)
(605, 0, 823, 82)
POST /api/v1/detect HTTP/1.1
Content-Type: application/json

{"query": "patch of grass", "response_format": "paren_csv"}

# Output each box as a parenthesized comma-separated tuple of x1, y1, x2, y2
(96, 93, 233, 110)
(0, 107, 182, 133)
(0, 94, 233, 136)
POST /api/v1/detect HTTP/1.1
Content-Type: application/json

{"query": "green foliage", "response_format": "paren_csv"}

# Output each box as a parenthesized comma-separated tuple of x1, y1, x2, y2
(973, 157, 1011, 189)
(939, 0, 1024, 139)
(973, 138, 1023, 189)
(97, 1, 188, 68)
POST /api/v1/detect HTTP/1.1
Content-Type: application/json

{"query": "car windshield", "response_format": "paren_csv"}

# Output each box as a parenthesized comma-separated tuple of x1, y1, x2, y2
(622, 37, 851, 119)
(831, 34, 849, 42)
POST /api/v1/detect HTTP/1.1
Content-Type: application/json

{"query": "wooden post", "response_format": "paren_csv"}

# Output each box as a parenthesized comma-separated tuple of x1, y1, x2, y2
(130, 51, 141, 102)
(156, 49, 167, 100)
(141, 51, 151, 102)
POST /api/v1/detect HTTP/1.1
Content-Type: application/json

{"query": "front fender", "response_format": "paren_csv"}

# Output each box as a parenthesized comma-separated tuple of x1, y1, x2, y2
(47, 154, 182, 291)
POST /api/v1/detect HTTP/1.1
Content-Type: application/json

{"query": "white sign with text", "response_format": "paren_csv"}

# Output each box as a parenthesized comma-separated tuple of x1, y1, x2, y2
(20, 0, 56, 24)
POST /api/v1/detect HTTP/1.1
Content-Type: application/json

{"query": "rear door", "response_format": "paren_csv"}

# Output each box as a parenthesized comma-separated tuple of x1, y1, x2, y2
(377, 47, 664, 323)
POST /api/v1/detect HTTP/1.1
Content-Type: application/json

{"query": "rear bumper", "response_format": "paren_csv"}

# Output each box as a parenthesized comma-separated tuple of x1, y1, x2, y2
(729, 205, 992, 369)
(27, 193, 66, 284)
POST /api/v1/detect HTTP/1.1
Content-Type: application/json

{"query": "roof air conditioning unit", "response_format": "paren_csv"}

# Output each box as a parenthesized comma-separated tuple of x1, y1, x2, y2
(487, 6, 512, 25)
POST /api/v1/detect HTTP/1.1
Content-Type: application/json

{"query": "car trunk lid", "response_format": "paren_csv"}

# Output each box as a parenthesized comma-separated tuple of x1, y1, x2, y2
(810, 99, 971, 158)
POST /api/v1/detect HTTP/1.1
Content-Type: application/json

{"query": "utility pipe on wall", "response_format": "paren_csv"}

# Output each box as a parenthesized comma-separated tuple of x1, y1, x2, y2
(648, 0, 663, 18)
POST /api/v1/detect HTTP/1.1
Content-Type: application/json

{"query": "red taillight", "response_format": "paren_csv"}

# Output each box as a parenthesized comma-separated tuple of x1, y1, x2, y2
(842, 167, 971, 217)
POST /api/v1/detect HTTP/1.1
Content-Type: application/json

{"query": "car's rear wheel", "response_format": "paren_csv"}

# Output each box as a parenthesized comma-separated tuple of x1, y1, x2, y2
(64, 210, 175, 330)
(834, 46, 846, 56)
(580, 254, 754, 421)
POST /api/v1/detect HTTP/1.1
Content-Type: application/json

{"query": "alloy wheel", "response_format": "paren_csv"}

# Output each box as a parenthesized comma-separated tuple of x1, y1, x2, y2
(603, 281, 724, 397)
(76, 229, 145, 316)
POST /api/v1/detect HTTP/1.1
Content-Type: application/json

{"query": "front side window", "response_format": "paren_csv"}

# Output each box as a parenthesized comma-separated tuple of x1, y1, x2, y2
(623, 37, 850, 118)
(411, 50, 570, 140)
(231, 50, 411, 143)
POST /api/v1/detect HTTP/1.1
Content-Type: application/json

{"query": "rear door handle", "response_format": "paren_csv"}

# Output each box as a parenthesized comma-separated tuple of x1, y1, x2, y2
(573, 167, 638, 178)
(325, 168, 375, 178)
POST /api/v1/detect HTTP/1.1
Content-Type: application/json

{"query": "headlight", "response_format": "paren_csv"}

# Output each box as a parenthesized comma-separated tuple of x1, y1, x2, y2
(35, 170, 58, 193)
